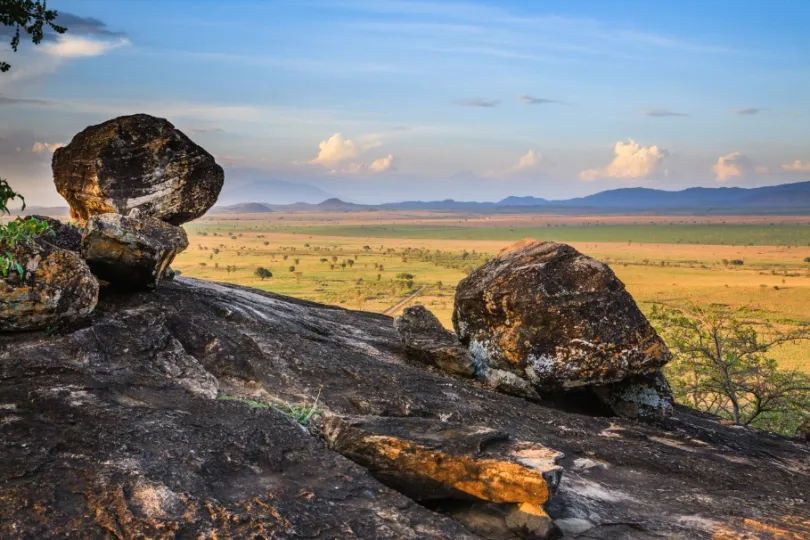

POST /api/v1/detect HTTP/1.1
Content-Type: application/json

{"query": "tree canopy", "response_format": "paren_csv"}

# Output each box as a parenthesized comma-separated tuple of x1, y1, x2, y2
(1, 0, 66, 73)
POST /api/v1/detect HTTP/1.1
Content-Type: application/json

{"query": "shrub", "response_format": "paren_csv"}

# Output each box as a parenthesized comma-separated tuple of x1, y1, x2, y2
(254, 267, 272, 280)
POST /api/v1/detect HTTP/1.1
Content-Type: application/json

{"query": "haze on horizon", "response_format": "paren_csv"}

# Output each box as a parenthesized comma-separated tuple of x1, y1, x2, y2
(2, 0, 809, 206)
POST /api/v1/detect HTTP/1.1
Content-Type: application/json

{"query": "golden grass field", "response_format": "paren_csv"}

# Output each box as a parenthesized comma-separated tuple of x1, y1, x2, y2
(174, 212, 810, 373)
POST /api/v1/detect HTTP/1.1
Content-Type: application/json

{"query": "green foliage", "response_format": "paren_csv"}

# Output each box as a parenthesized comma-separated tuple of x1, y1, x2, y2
(288, 265, 296, 272)
(396, 272, 414, 280)
(653, 302, 810, 435)
(218, 388, 322, 427)
(254, 266, 272, 280)
(0, 216, 53, 277)
(1, 0, 66, 73)
(0, 178, 24, 214)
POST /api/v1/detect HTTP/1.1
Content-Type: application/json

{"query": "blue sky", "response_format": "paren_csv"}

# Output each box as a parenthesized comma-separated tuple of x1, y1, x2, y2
(2, 0, 809, 204)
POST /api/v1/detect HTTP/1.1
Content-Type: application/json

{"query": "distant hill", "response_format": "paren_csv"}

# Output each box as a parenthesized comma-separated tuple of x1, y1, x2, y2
(498, 196, 549, 206)
(211, 203, 274, 214)
(316, 198, 373, 212)
(218, 177, 333, 205)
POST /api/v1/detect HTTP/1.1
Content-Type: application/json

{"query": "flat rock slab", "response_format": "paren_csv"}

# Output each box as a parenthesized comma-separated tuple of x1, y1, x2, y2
(324, 415, 563, 505)
(1, 279, 809, 539)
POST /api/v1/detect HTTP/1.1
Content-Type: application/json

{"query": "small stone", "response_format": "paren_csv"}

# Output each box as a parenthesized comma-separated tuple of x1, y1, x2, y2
(81, 213, 189, 289)
(394, 305, 476, 377)
(591, 370, 674, 420)
(505, 502, 561, 539)
(0, 241, 98, 332)
(18, 215, 83, 252)
(52, 114, 224, 225)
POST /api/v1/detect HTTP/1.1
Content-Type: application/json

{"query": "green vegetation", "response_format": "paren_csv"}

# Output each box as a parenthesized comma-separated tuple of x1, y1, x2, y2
(0, 181, 52, 277)
(218, 390, 323, 427)
(254, 267, 272, 280)
(654, 303, 810, 435)
(218, 223, 810, 247)
(1, 0, 66, 73)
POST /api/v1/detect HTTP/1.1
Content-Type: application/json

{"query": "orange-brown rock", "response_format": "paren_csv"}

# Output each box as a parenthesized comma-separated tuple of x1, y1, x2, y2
(81, 212, 188, 288)
(52, 114, 224, 225)
(0, 241, 98, 332)
(453, 240, 671, 414)
(394, 305, 476, 377)
(324, 415, 563, 506)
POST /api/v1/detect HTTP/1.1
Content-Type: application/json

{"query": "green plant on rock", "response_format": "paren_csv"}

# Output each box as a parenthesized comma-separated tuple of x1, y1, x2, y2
(0, 180, 53, 277)
(218, 387, 323, 427)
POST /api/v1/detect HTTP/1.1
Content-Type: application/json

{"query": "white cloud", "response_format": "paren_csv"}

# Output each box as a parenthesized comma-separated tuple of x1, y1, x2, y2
(32, 141, 64, 153)
(508, 150, 541, 173)
(712, 152, 755, 182)
(782, 160, 810, 172)
(311, 133, 361, 166)
(39, 35, 130, 58)
(369, 154, 396, 173)
(580, 140, 668, 181)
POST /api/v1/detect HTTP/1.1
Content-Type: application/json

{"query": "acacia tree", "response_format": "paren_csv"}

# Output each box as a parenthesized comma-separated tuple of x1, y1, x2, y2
(652, 302, 810, 434)
(1, 0, 66, 73)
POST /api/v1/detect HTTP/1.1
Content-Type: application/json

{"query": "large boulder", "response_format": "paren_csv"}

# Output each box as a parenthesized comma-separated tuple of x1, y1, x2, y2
(81, 212, 189, 288)
(453, 240, 671, 393)
(394, 305, 476, 377)
(52, 114, 224, 225)
(0, 241, 98, 332)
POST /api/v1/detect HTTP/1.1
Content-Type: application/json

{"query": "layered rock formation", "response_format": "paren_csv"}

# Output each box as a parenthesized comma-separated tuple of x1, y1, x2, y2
(52, 114, 224, 225)
(82, 212, 189, 288)
(1, 279, 808, 538)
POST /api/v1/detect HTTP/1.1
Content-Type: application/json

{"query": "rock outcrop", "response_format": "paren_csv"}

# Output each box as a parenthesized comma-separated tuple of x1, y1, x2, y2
(81, 212, 189, 288)
(2, 278, 808, 538)
(0, 241, 98, 332)
(394, 304, 476, 377)
(22, 215, 83, 252)
(52, 114, 224, 225)
(453, 240, 671, 417)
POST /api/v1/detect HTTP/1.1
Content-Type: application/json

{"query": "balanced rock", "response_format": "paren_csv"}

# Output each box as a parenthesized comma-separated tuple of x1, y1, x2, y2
(52, 114, 224, 225)
(81, 212, 189, 288)
(394, 305, 476, 377)
(0, 241, 98, 332)
(454, 240, 671, 392)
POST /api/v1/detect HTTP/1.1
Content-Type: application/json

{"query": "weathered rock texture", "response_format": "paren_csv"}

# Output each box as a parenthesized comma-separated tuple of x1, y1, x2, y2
(394, 305, 476, 377)
(0, 241, 98, 332)
(453, 240, 670, 394)
(81, 213, 189, 288)
(52, 114, 224, 225)
(21, 215, 83, 252)
(1, 279, 809, 538)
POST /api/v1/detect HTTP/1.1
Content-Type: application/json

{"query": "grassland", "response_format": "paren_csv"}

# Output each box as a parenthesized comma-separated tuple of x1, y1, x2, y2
(175, 213, 810, 373)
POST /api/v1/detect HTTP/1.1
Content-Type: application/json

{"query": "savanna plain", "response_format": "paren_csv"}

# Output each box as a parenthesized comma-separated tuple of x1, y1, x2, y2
(175, 211, 810, 374)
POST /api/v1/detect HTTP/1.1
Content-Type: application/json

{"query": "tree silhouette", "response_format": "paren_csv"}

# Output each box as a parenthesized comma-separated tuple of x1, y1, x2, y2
(1, 0, 67, 73)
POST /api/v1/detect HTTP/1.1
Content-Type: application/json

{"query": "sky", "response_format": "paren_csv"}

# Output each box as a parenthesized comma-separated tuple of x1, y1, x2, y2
(1, 0, 809, 205)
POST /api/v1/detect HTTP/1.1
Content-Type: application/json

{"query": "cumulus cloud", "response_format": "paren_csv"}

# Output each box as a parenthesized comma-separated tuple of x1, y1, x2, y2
(456, 98, 500, 108)
(732, 108, 762, 115)
(712, 152, 754, 182)
(311, 133, 362, 166)
(641, 108, 688, 117)
(782, 160, 810, 172)
(40, 35, 130, 58)
(310, 133, 395, 174)
(579, 140, 668, 181)
(508, 150, 542, 173)
(369, 154, 396, 173)
(517, 95, 560, 105)
(32, 141, 64, 153)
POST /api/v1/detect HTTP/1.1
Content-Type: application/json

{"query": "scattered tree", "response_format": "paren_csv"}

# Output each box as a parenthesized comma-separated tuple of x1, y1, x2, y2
(254, 267, 272, 280)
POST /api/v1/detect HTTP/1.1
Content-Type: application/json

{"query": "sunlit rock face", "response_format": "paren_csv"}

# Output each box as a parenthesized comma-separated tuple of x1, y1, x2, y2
(52, 114, 224, 225)
(453, 240, 671, 393)
(81, 212, 189, 289)
(0, 241, 98, 332)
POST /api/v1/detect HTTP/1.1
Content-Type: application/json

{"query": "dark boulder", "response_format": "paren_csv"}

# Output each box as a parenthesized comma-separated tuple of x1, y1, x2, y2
(394, 305, 476, 377)
(19, 215, 83, 252)
(453, 240, 670, 398)
(81, 212, 189, 288)
(52, 114, 224, 225)
(0, 241, 98, 332)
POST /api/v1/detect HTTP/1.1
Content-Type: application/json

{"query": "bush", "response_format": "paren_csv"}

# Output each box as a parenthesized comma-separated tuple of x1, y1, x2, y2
(254, 267, 272, 280)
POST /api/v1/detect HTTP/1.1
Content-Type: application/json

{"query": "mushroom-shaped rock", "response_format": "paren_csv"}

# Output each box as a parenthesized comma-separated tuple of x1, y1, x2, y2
(394, 305, 476, 377)
(81, 213, 189, 289)
(0, 241, 99, 332)
(52, 114, 224, 225)
(453, 240, 671, 392)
